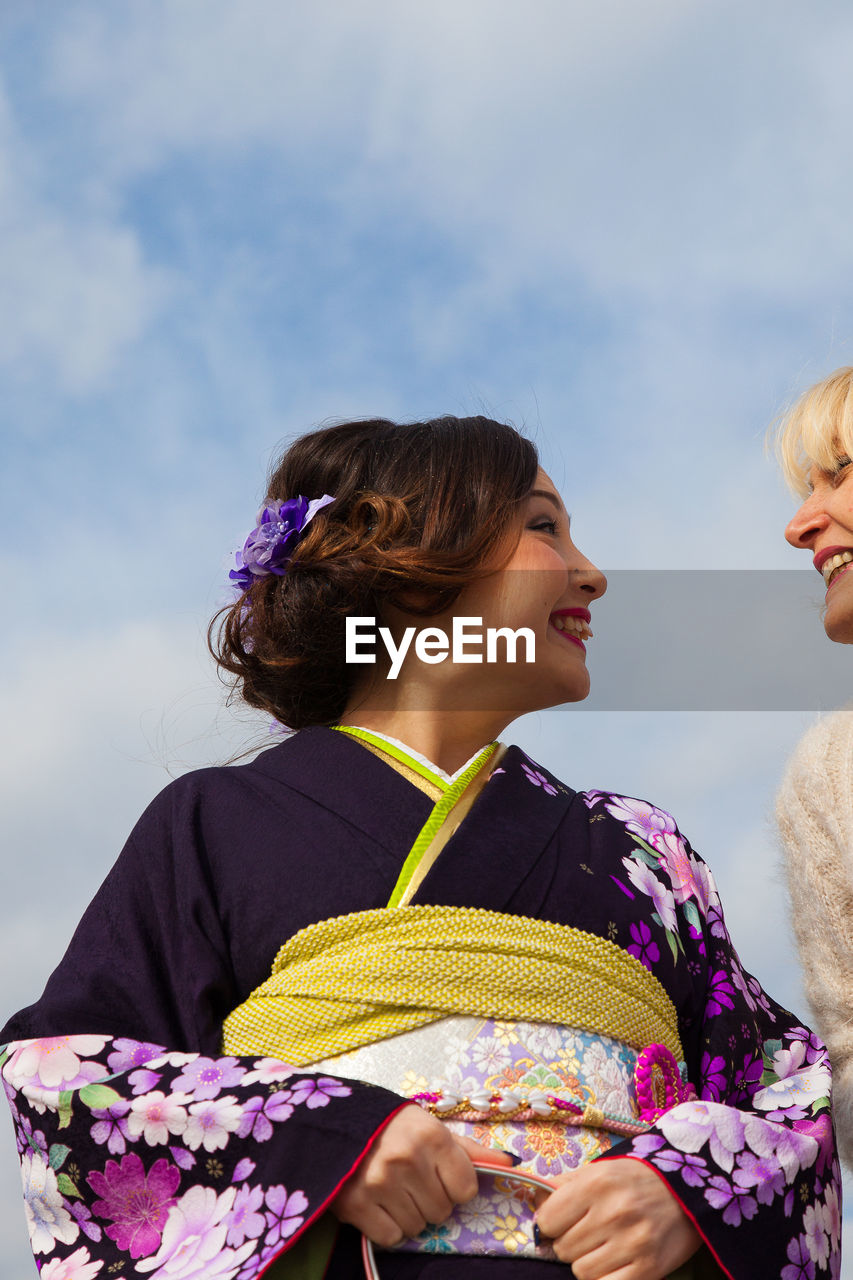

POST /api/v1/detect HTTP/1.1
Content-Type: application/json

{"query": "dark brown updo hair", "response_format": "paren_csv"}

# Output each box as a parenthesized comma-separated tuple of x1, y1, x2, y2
(210, 415, 539, 729)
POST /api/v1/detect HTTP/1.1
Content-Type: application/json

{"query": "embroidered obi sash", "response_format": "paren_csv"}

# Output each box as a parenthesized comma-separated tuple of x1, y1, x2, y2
(223, 905, 694, 1266)
(316, 1015, 655, 1261)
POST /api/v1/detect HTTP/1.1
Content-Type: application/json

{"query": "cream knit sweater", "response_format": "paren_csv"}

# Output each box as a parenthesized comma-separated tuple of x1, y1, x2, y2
(776, 710, 853, 1167)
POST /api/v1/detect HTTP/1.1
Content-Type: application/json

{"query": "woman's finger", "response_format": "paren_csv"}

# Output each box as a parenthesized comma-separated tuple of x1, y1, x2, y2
(452, 1134, 515, 1168)
(546, 1211, 604, 1267)
(400, 1173, 454, 1231)
(345, 1180, 430, 1245)
(346, 1200, 408, 1250)
(569, 1254, 640, 1280)
(535, 1169, 589, 1239)
(434, 1136, 481, 1205)
(386, 1186, 429, 1240)
(553, 1231, 631, 1279)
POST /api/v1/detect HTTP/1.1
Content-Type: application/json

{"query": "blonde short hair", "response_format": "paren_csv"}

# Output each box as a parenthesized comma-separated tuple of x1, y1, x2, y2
(773, 366, 853, 497)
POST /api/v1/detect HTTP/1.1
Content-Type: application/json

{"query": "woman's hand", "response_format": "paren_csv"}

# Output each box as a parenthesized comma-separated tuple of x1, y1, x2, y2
(535, 1158, 702, 1280)
(330, 1104, 513, 1247)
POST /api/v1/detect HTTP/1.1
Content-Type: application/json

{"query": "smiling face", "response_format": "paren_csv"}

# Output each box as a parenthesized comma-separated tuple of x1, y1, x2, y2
(785, 455, 853, 643)
(443, 467, 607, 712)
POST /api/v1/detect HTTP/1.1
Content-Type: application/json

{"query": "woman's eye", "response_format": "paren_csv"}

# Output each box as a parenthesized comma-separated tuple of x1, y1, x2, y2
(530, 518, 558, 534)
(832, 456, 853, 482)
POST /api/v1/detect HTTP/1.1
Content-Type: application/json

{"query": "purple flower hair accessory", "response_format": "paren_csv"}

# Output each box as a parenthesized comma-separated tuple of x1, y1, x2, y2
(229, 494, 335, 591)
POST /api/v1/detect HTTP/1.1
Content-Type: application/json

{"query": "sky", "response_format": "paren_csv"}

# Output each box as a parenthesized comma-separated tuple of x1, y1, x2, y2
(3, 0, 853, 1273)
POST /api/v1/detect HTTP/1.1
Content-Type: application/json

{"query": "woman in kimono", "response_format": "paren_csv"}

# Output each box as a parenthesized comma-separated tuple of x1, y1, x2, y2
(2, 414, 838, 1280)
(776, 366, 853, 1172)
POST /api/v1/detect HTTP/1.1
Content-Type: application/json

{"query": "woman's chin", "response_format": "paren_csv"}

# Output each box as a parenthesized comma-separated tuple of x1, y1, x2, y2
(824, 614, 853, 644)
(822, 576, 853, 643)
(546, 673, 591, 707)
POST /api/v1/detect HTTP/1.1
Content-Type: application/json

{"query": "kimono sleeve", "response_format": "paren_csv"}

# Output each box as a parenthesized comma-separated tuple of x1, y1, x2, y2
(0, 780, 407, 1277)
(597, 828, 841, 1280)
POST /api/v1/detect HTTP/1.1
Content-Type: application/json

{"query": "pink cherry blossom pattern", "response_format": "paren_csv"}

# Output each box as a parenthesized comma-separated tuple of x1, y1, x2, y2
(88, 1152, 180, 1258)
(241, 1059, 296, 1087)
(127, 1090, 190, 1146)
(781, 1233, 816, 1280)
(5, 1036, 107, 1092)
(626, 920, 660, 970)
(226, 1183, 266, 1248)
(183, 1096, 243, 1152)
(135, 1184, 256, 1276)
(172, 1056, 247, 1101)
(520, 762, 558, 795)
(653, 831, 713, 913)
(89, 1099, 132, 1155)
(264, 1184, 309, 1250)
(39, 1246, 104, 1279)
(604, 796, 677, 844)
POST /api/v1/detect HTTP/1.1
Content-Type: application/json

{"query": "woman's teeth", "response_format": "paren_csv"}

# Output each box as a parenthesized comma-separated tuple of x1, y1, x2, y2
(823, 551, 853, 587)
(550, 615, 593, 639)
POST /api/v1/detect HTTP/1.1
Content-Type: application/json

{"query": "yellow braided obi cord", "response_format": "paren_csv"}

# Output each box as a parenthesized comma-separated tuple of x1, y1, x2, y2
(221, 905, 683, 1066)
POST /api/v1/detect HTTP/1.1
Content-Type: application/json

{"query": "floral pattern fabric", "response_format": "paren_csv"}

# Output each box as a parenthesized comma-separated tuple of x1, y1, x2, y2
(316, 1017, 633, 1261)
(578, 788, 840, 1279)
(0, 733, 841, 1277)
(315, 1015, 634, 1174)
(2, 1036, 403, 1277)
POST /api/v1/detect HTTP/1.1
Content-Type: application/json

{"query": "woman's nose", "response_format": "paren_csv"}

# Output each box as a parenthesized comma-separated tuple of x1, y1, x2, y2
(785, 494, 829, 549)
(575, 560, 607, 599)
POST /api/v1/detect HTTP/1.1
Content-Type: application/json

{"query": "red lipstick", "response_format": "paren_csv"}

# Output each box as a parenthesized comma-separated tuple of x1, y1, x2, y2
(814, 545, 853, 573)
(550, 608, 591, 623)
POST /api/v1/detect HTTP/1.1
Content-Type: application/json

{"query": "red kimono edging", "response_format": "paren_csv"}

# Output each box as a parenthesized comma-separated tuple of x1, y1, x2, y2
(604, 1154, 736, 1280)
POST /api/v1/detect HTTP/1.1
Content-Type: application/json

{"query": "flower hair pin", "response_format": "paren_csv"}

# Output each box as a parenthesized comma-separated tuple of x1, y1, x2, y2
(229, 494, 335, 591)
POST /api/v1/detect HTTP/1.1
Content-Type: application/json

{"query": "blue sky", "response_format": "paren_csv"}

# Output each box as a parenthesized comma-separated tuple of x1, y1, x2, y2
(3, 1, 853, 1273)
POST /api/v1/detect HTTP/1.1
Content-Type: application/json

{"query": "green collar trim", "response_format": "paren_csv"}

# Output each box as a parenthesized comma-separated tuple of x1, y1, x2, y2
(387, 741, 499, 907)
(331, 724, 452, 791)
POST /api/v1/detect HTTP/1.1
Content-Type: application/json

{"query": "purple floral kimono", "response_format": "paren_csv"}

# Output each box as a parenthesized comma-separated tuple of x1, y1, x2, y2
(0, 727, 840, 1278)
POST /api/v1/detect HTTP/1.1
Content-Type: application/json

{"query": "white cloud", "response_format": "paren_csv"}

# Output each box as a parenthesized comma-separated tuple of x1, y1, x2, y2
(0, 68, 171, 393)
(38, 0, 853, 309)
(1, 0, 846, 472)
(0, 617, 268, 1000)
(0, 212, 170, 392)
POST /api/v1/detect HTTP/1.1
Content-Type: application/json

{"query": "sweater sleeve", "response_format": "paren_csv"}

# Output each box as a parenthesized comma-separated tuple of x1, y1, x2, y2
(776, 710, 853, 1169)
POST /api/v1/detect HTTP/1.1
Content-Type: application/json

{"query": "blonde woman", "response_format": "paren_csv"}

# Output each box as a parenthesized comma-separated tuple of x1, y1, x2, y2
(776, 367, 853, 1174)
